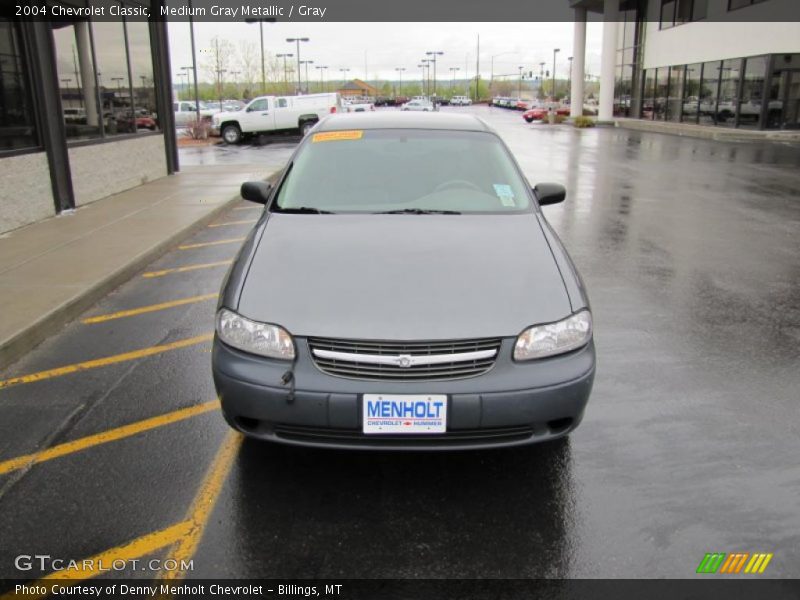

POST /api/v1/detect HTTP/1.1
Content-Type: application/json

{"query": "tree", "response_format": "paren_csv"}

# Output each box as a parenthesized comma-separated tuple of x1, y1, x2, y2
(201, 36, 236, 100)
(237, 40, 260, 93)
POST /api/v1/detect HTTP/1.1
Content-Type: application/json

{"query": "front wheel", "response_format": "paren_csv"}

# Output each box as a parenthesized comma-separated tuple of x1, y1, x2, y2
(221, 124, 241, 144)
(300, 120, 316, 136)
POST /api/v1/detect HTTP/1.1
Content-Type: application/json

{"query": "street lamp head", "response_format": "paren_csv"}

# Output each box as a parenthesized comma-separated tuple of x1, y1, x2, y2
(554, 48, 561, 53)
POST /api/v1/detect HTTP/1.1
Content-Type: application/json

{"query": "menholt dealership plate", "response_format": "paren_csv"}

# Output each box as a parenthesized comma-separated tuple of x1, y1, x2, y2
(362, 394, 447, 434)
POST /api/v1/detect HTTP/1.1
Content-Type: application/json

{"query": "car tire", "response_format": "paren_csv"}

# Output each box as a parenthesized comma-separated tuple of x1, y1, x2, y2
(221, 124, 241, 144)
(300, 120, 316, 136)
(524, 117, 534, 123)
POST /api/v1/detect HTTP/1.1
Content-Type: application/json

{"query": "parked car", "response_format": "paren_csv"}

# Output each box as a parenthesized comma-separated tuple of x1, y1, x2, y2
(450, 95, 472, 106)
(173, 101, 216, 126)
(63, 107, 86, 123)
(400, 99, 434, 112)
(523, 106, 571, 122)
(212, 93, 342, 143)
(344, 101, 375, 113)
(212, 112, 595, 450)
(515, 99, 531, 111)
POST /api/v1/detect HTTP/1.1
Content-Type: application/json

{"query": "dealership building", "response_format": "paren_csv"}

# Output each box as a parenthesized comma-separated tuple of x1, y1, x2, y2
(569, 0, 800, 130)
(0, 1, 176, 235)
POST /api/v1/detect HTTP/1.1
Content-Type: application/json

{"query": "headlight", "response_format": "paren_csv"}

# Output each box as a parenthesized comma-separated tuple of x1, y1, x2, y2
(216, 308, 295, 360)
(514, 310, 592, 361)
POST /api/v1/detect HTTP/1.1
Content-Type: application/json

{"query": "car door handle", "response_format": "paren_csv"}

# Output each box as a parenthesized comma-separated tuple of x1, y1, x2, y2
(261, 112, 269, 115)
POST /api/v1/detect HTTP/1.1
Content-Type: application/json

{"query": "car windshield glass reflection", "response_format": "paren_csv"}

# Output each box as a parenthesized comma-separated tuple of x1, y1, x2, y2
(273, 129, 532, 213)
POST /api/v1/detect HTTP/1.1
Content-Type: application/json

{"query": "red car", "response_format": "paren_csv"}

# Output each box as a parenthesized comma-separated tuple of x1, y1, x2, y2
(523, 106, 571, 122)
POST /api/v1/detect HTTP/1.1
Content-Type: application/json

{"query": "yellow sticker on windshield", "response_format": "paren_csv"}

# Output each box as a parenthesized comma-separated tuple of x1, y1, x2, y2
(312, 130, 364, 143)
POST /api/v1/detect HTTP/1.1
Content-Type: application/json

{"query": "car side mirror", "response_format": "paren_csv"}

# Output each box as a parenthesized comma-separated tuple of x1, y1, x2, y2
(240, 181, 272, 204)
(534, 183, 566, 206)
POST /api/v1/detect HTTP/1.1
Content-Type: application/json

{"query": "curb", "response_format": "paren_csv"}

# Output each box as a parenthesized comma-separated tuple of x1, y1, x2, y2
(0, 189, 246, 371)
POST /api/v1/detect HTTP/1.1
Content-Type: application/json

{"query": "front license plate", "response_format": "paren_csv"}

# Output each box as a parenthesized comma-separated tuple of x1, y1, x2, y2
(362, 394, 447, 434)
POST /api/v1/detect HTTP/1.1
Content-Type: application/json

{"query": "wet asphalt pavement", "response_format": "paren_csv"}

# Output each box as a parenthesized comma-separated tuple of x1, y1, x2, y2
(1, 107, 799, 584)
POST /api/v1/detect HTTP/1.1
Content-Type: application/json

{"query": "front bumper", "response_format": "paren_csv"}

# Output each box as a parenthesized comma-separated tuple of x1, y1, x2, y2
(212, 337, 595, 450)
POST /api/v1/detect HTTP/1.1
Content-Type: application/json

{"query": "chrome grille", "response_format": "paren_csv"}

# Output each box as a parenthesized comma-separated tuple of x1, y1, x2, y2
(307, 337, 502, 381)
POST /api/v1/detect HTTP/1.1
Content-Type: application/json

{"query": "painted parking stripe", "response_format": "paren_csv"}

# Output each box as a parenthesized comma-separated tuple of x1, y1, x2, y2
(0, 400, 220, 476)
(81, 293, 218, 324)
(160, 431, 243, 586)
(177, 238, 245, 250)
(207, 219, 257, 228)
(0, 522, 193, 599)
(142, 260, 232, 278)
(232, 205, 260, 211)
(0, 333, 213, 390)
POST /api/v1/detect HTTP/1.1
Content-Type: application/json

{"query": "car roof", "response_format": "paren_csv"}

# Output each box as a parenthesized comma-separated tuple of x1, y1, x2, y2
(316, 112, 492, 132)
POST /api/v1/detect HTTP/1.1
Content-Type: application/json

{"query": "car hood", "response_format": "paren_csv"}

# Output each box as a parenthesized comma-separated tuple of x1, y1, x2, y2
(236, 213, 571, 340)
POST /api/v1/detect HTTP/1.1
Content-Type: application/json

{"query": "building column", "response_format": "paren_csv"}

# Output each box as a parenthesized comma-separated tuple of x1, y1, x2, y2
(570, 8, 587, 118)
(598, 0, 619, 121)
(74, 21, 98, 128)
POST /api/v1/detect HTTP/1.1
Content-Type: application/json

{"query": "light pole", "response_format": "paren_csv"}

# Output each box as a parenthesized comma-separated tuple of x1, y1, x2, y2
(215, 68, 226, 108)
(230, 70, 241, 98)
(299, 60, 314, 93)
(316, 65, 328, 92)
(518, 66, 524, 98)
(449, 67, 460, 94)
(490, 52, 516, 95)
(276, 54, 293, 94)
(339, 68, 350, 93)
(421, 59, 432, 96)
(552, 48, 560, 102)
(286, 37, 309, 94)
(425, 50, 444, 96)
(246, 18, 276, 94)
(567, 56, 573, 99)
(417, 64, 427, 96)
(539, 62, 546, 100)
(395, 67, 406, 98)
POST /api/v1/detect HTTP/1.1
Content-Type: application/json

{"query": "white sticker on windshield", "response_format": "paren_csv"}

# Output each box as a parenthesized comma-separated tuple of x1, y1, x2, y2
(493, 184, 516, 207)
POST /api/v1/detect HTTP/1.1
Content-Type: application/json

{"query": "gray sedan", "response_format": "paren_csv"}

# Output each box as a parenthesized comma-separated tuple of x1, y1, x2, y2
(212, 112, 595, 450)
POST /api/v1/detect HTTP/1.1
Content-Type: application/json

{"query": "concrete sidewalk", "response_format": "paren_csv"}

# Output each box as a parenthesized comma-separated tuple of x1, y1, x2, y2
(0, 164, 273, 370)
(615, 118, 800, 143)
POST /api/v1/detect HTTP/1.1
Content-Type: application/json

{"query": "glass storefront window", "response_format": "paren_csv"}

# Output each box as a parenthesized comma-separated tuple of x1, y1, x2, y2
(126, 20, 160, 133)
(666, 66, 685, 122)
(654, 68, 669, 120)
(641, 69, 655, 120)
(0, 18, 38, 151)
(90, 16, 131, 136)
(766, 53, 800, 130)
(52, 18, 102, 140)
(737, 55, 768, 129)
(716, 58, 741, 128)
(698, 60, 720, 126)
(682, 63, 702, 124)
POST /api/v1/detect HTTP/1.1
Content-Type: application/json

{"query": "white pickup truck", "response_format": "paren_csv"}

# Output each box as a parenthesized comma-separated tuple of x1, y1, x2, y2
(212, 93, 341, 143)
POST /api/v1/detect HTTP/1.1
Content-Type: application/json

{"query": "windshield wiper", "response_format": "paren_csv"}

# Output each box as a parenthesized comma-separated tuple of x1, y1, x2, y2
(375, 208, 461, 215)
(275, 206, 335, 214)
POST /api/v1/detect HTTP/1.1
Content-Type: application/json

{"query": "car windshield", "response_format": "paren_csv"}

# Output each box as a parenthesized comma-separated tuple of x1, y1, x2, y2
(273, 129, 532, 213)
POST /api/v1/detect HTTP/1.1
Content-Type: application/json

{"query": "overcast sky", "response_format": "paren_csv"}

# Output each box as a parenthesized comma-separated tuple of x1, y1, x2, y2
(167, 21, 604, 84)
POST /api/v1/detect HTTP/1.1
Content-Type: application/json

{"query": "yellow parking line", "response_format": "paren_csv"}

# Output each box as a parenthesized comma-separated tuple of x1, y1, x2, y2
(178, 238, 244, 250)
(81, 294, 218, 324)
(1, 522, 193, 599)
(0, 333, 213, 390)
(0, 400, 220, 476)
(142, 260, 232, 278)
(160, 431, 243, 585)
(207, 219, 257, 228)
